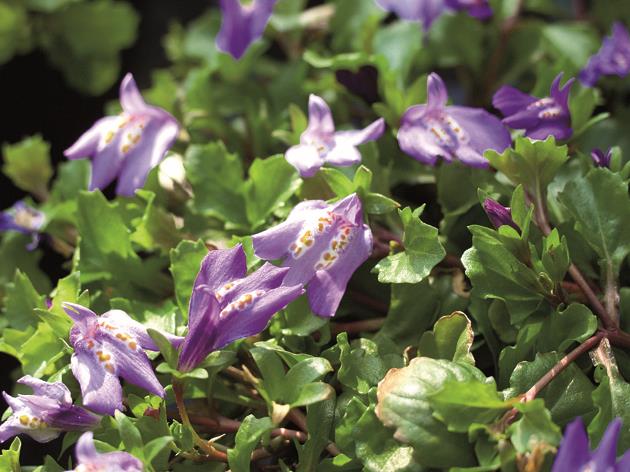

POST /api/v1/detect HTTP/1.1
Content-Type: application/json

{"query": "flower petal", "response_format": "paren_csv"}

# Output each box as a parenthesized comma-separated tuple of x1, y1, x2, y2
(285, 144, 325, 178)
(63, 117, 116, 160)
(551, 418, 591, 472)
(221, 263, 291, 305)
(305, 94, 335, 140)
(71, 341, 123, 416)
(492, 85, 536, 116)
(115, 117, 180, 196)
(324, 142, 362, 167)
(17, 376, 71, 404)
(332, 117, 385, 147)
(103, 337, 164, 398)
(99, 309, 183, 351)
(427, 73, 448, 111)
(178, 295, 221, 372)
(63, 303, 98, 335)
(306, 223, 372, 317)
(216, 0, 276, 59)
(212, 284, 304, 349)
(447, 106, 512, 154)
(591, 418, 622, 470)
(119, 74, 148, 114)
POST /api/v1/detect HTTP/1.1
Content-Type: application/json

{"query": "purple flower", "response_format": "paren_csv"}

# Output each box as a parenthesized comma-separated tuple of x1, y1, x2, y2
(482, 198, 520, 233)
(178, 244, 304, 372)
(64, 74, 180, 197)
(63, 303, 183, 415)
(493, 73, 575, 141)
(552, 418, 630, 472)
(69, 432, 142, 472)
(444, 0, 492, 19)
(398, 73, 511, 168)
(216, 0, 276, 60)
(252, 194, 373, 317)
(0, 201, 44, 250)
(375, 0, 446, 31)
(0, 376, 100, 444)
(591, 148, 612, 168)
(286, 95, 385, 178)
(580, 22, 630, 87)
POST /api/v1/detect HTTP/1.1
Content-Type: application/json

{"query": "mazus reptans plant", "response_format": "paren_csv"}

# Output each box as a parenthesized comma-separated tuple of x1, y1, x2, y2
(177, 244, 304, 372)
(482, 198, 520, 233)
(216, 0, 277, 60)
(493, 73, 575, 141)
(580, 22, 630, 87)
(398, 72, 511, 168)
(0, 201, 44, 250)
(68, 432, 143, 472)
(252, 193, 373, 317)
(64, 303, 183, 415)
(64, 73, 180, 197)
(552, 418, 630, 471)
(0, 376, 99, 444)
(285, 94, 385, 178)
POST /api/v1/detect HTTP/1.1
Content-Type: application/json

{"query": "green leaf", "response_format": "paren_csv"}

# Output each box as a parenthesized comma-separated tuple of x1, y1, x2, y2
(536, 304, 598, 353)
(353, 402, 422, 472)
(373, 22, 422, 83)
(115, 410, 144, 457)
(338, 333, 402, 395)
(143, 436, 174, 464)
(485, 136, 569, 200)
(374, 206, 445, 284)
(541, 229, 570, 283)
(507, 352, 595, 426)
(2, 135, 52, 199)
(169, 239, 207, 319)
(227, 415, 273, 471)
(375, 357, 483, 468)
(589, 340, 630, 452)
(2, 270, 46, 331)
(508, 400, 562, 454)
(0, 437, 21, 472)
(558, 168, 630, 275)
(147, 328, 178, 368)
(418, 312, 475, 365)
(297, 398, 336, 472)
(462, 226, 548, 324)
(35, 272, 81, 337)
(39, 0, 139, 94)
(245, 155, 300, 228)
(184, 142, 248, 228)
(542, 23, 598, 71)
(0, 233, 49, 293)
(0, 2, 30, 65)
(130, 191, 182, 253)
(428, 380, 511, 433)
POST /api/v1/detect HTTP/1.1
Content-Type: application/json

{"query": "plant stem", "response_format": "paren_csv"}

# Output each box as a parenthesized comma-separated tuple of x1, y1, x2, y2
(288, 409, 341, 456)
(532, 192, 615, 330)
(500, 332, 604, 426)
(172, 381, 228, 461)
(522, 332, 604, 402)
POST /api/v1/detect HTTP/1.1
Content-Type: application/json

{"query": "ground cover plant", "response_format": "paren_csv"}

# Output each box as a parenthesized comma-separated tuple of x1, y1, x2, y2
(1, 0, 630, 470)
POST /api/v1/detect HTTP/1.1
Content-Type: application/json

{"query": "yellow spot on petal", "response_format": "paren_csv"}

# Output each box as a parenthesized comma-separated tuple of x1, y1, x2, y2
(19, 415, 29, 426)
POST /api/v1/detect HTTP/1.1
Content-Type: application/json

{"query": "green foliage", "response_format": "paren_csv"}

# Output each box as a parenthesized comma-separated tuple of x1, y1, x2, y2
(3, 0, 630, 469)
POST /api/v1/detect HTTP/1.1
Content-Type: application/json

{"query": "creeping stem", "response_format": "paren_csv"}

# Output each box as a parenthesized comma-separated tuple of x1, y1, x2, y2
(172, 380, 228, 461)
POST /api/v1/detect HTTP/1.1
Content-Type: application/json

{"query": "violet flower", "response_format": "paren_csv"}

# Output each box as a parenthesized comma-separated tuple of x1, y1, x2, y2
(444, 0, 492, 19)
(178, 244, 304, 372)
(286, 94, 385, 178)
(591, 148, 613, 168)
(64, 74, 180, 197)
(69, 432, 142, 472)
(63, 303, 183, 415)
(375, 0, 446, 31)
(0, 201, 44, 250)
(252, 193, 373, 317)
(492, 73, 575, 141)
(552, 418, 630, 472)
(398, 73, 511, 168)
(580, 22, 630, 87)
(482, 198, 520, 233)
(0, 376, 99, 444)
(216, 0, 276, 60)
